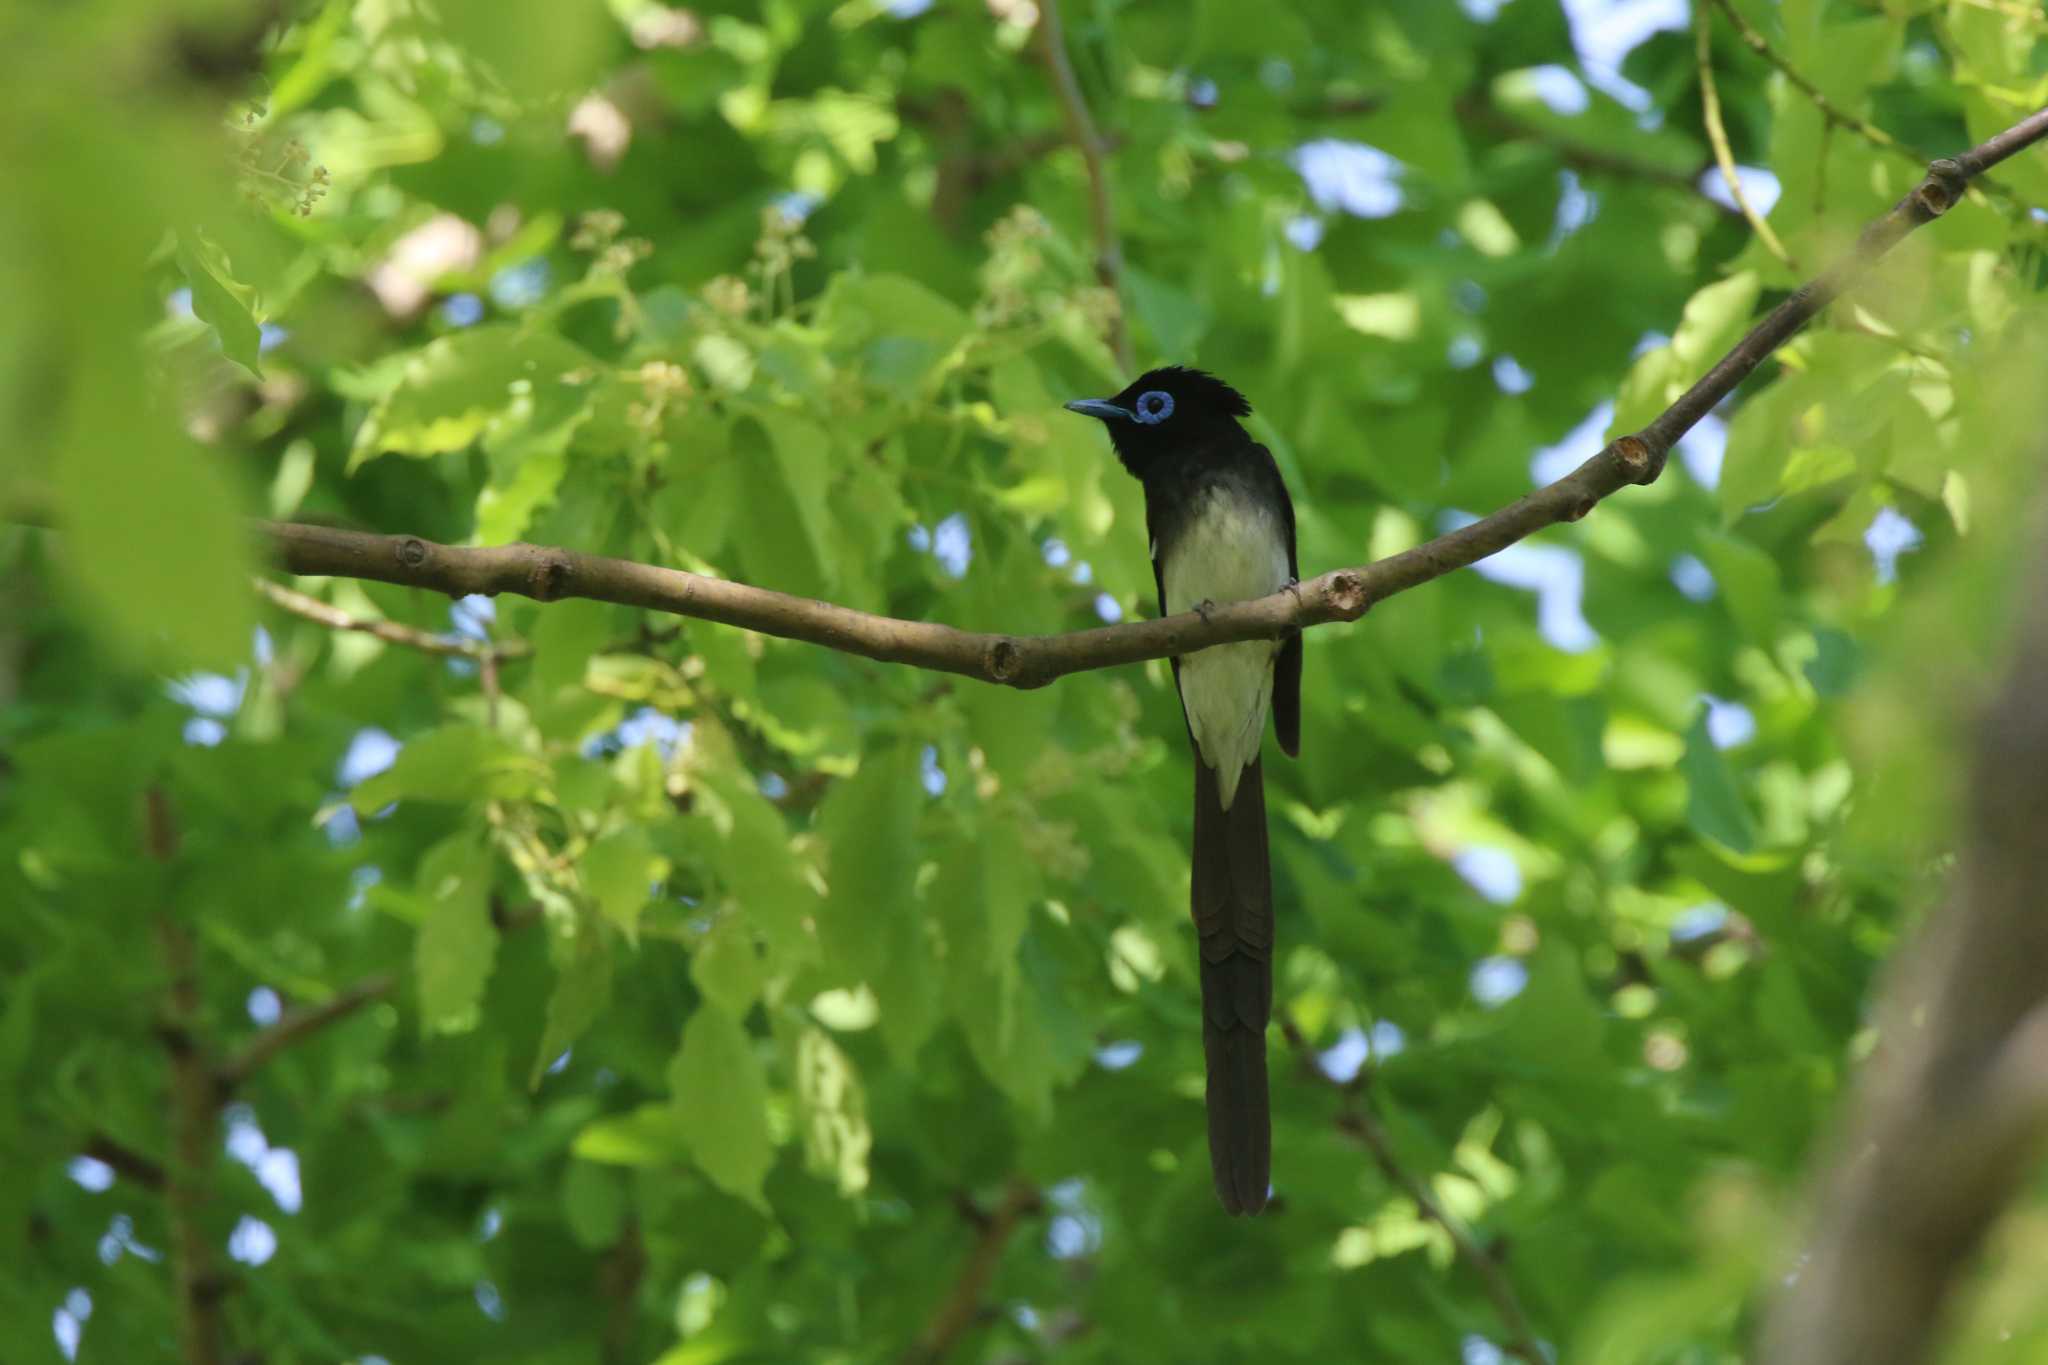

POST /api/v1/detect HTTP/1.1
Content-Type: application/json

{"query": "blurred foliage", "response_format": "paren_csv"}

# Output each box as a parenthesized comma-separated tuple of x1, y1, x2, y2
(4, 0, 2048, 1362)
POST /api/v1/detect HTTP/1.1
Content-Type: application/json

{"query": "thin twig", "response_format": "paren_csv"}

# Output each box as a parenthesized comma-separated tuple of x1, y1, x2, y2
(481, 647, 501, 728)
(245, 104, 2048, 695)
(1451, 93, 1741, 218)
(1706, 0, 2013, 211)
(81, 1133, 167, 1191)
(1758, 490, 2048, 1365)
(1833, 314, 1950, 365)
(904, 1179, 1042, 1364)
(217, 972, 397, 1089)
(1034, 0, 1133, 372)
(255, 577, 529, 660)
(1279, 1018, 1544, 1361)
(1708, 0, 1917, 163)
(1697, 4, 1797, 266)
(1339, 1109, 1545, 1360)
(897, 90, 1129, 231)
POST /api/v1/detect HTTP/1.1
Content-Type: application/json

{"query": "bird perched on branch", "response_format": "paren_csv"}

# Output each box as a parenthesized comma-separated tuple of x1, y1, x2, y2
(1065, 367, 1299, 1216)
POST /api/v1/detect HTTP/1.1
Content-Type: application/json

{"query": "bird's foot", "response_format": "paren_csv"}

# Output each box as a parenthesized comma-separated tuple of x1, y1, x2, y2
(1195, 598, 1217, 623)
(1282, 575, 1303, 608)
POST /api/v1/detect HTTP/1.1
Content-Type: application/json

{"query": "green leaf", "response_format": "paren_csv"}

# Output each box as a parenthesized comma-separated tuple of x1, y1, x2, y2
(815, 745, 922, 992)
(530, 926, 612, 1087)
(435, 0, 610, 99)
(815, 272, 968, 395)
(573, 1103, 688, 1167)
(1804, 627, 1860, 698)
(1670, 272, 1760, 370)
(530, 599, 612, 696)
(177, 232, 263, 377)
(744, 408, 837, 589)
(811, 746, 941, 1061)
(1718, 374, 1810, 519)
(561, 1160, 627, 1249)
(697, 773, 819, 966)
(1125, 265, 1212, 359)
(655, 413, 743, 562)
(691, 915, 765, 1017)
(947, 924, 1091, 1120)
(352, 725, 547, 811)
(693, 334, 755, 391)
(669, 1008, 774, 1209)
(1681, 711, 1758, 854)
(54, 419, 255, 670)
(1611, 273, 1759, 436)
(414, 833, 498, 1034)
(1695, 531, 1783, 644)
(934, 822, 1038, 972)
(794, 1026, 871, 1196)
(477, 450, 569, 548)
(349, 325, 594, 471)
(731, 416, 831, 599)
(582, 829, 664, 938)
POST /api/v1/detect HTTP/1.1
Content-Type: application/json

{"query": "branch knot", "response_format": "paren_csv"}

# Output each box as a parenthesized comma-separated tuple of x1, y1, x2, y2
(397, 537, 430, 568)
(530, 556, 573, 601)
(1614, 435, 1664, 485)
(1920, 158, 1967, 216)
(985, 637, 1023, 685)
(1326, 570, 1370, 620)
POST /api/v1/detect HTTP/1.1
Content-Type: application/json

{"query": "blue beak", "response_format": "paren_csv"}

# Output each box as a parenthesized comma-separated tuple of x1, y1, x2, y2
(1064, 398, 1131, 422)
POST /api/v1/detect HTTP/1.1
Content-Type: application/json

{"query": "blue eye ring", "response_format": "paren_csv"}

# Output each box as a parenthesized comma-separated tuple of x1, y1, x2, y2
(1132, 390, 1174, 424)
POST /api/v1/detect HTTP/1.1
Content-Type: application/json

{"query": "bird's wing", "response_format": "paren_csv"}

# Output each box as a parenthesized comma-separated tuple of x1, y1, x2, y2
(1262, 443, 1303, 759)
(1146, 503, 1188, 712)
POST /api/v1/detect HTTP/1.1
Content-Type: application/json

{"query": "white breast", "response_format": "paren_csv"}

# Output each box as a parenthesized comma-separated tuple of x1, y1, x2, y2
(1161, 488, 1289, 809)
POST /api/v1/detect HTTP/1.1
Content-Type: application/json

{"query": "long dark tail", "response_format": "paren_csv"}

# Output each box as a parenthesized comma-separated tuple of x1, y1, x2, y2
(1192, 755, 1273, 1215)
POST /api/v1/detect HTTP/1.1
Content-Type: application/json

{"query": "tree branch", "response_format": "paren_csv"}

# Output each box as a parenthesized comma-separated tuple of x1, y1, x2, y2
(1697, 3, 1796, 266)
(1034, 0, 1132, 372)
(1758, 493, 2048, 1365)
(600, 1217, 647, 1365)
(217, 972, 397, 1090)
(149, 785, 226, 1365)
(1282, 1018, 1545, 1362)
(903, 1179, 1042, 1364)
(160, 918, 227, 1365)
(255, 578, 529, 660)
(251, 106, 2048, 692)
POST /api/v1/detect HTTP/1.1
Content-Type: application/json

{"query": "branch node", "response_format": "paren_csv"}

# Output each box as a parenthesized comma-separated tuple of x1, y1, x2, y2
(1915, 185, 1952, 219)
(1916, 159, 1966, 218)
(985, 637, 1023, 685)
(1326, 570, 1370, 620)
(1564, 495, 1597, 522)
(531, 556, 573, 601)
(1614, 435, 1663, 485)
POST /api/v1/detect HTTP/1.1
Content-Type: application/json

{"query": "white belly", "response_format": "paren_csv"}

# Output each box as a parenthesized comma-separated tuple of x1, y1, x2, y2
(1161, 488, 1289, 809)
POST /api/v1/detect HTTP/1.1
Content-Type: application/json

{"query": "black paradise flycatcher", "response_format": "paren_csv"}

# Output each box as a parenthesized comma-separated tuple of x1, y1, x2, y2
(1066, 367, 1300, 1216)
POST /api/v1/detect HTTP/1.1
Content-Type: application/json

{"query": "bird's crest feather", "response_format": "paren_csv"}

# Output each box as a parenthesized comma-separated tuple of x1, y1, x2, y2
(1127, 366, 1252, 418)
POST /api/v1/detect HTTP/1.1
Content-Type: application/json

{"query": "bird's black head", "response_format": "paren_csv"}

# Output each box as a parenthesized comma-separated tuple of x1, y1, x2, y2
(1063, 366, 1253, 479)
